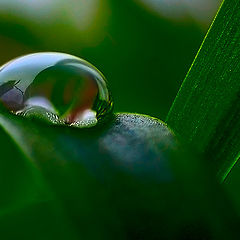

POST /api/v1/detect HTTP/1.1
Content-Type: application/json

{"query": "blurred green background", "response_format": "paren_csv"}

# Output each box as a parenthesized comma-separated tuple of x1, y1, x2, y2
(0, 0, 221, 120)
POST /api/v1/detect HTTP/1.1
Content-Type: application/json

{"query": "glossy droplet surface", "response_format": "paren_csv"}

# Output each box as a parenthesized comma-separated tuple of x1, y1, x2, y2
(0, 52, 113, 127)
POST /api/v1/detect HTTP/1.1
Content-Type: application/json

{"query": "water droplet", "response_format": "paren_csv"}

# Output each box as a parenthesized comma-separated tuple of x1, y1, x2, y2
(0, 52, 113, 127)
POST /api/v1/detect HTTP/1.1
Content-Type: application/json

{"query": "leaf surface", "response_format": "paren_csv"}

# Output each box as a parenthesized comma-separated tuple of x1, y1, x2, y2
(166, 0, 240, 181)
(0, 111, 238, 238)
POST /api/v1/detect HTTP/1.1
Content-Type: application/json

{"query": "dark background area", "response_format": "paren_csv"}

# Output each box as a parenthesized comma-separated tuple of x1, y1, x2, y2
(0, 0, 220, 120)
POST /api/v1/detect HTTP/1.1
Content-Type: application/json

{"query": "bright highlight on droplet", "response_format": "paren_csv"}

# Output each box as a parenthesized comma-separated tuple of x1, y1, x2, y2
(0, 52, 113, 127)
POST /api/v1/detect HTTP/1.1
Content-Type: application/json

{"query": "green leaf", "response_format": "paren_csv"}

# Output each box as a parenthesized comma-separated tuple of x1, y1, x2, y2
(0, 110, 238, 238)
(166, 0, 240, 181)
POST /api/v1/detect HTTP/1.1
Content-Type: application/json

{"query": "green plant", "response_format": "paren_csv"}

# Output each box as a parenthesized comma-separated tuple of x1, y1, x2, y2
(166, 0, 240, 182)
(0, 0, 240, 239)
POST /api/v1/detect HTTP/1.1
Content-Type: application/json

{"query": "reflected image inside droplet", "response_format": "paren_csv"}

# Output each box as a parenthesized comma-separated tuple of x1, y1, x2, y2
(0, 52, 113, 127)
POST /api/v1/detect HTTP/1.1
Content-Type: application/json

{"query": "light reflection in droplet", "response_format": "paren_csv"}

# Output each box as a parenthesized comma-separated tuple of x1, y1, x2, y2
(0, 52, 113, 127)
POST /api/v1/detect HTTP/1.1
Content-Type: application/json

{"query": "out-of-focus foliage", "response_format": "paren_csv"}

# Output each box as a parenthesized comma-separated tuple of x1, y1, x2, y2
(0, 0, 109, 48)
(136, 0, 221, 26)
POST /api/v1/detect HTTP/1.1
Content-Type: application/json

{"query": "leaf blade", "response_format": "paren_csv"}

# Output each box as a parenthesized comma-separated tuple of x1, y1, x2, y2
(166, 0, 240, 181)
(0, 111, 239, 238)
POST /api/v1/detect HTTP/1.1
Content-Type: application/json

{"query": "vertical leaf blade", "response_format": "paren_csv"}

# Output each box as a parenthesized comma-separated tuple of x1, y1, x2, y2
(166, 0, 240, 180)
